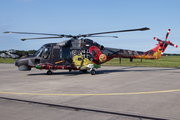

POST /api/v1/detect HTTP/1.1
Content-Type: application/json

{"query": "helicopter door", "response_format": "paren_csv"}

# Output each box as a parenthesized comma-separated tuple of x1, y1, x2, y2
(52, 47, 63, 65)
(60, 47, 72, 66)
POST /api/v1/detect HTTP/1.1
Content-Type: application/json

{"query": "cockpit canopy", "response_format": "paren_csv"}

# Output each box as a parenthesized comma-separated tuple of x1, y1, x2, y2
(35, 43, 54, 59)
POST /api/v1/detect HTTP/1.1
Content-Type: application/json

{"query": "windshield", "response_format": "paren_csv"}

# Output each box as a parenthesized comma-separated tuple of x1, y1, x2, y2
(35, 47, 43, 56)
(42, 47, 50, 59)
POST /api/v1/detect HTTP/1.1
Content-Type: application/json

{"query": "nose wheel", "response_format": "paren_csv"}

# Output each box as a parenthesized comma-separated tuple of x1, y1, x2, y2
(86, 64, 96, 75)
(47, 70, 52, 75)
(90, 69, 96, 75)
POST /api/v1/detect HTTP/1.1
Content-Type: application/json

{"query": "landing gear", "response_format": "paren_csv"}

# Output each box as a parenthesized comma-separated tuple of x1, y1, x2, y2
(47, 70, 52, 75)
(86, 64, 96, 75)
(90, 69, 96, 75)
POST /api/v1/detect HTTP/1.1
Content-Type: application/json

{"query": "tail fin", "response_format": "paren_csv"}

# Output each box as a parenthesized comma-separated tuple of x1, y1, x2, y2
(144, 43, 162, 59)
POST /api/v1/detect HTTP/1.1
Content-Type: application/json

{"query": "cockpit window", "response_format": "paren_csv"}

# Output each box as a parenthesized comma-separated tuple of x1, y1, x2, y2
(35, 47, 43, 56)
(42, 47, 50, 59)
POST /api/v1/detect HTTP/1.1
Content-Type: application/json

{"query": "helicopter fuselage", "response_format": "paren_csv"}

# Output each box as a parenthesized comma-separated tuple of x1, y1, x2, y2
(14, 37, 168, 75)
(15, 39, 106, 73)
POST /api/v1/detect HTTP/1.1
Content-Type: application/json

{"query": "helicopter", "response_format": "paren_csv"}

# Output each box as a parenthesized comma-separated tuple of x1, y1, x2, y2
(0, 49, 22, 59)
(4, 27, 178, 75)
(0, 53, 10, 59)
(6, 49, 22, 59)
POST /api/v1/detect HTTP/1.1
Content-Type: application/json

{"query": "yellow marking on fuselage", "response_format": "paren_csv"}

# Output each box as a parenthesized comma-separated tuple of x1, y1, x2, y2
(72, 52, 91, 69)
(1, 89, 180, 96)
(55, 60, 65, 64)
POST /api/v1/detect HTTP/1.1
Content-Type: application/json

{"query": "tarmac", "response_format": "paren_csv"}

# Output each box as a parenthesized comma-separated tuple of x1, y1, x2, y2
(0, 63, 180, 120)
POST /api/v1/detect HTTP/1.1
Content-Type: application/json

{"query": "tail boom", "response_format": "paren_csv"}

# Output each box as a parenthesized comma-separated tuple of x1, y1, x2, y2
(134, 44, 162, 59)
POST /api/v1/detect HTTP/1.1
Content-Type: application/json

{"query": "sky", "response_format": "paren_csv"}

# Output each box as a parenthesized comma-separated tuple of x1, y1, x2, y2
(0, 0, 180, 53)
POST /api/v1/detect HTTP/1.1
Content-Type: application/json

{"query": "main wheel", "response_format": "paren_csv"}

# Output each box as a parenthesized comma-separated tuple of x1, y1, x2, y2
(47, 70, 52, 75)
(90, 69, 96, 75)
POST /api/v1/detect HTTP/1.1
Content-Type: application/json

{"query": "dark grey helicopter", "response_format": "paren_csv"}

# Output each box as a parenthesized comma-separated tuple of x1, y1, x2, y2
(4, 27, 177, 75)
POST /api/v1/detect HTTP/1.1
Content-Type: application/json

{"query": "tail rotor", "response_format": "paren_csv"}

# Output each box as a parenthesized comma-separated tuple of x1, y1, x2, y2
(153, 29, 178, 54)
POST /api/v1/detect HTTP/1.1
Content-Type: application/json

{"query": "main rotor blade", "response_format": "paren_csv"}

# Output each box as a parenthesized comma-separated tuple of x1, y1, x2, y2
(83, 35, 118, 38)
(4, 31, 63, 36)
(4, 27, 150, 39)
(21, 37, 62, 41)
(84, 27, 150, 36)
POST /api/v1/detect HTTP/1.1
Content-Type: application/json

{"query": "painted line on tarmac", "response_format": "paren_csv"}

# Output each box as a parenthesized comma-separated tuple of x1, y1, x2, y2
(0, 89, 180, 96)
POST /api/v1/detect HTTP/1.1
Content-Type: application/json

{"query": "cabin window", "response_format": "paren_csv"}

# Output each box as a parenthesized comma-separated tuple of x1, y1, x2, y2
(42, 47, 50, 59)
(60, 47, 70, 59)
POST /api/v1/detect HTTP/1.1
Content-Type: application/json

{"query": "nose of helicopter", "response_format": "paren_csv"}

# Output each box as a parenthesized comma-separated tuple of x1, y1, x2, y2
(14, 59, 18, 66)
(14, 58, 31, 71)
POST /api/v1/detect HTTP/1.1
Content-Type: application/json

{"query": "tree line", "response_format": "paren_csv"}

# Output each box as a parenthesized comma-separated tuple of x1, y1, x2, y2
(163, 53, 180, 56)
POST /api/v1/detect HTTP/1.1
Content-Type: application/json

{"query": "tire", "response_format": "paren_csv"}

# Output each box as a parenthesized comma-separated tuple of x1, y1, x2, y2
(47, 70, 52, 75)
(90, 69, 96, 75)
